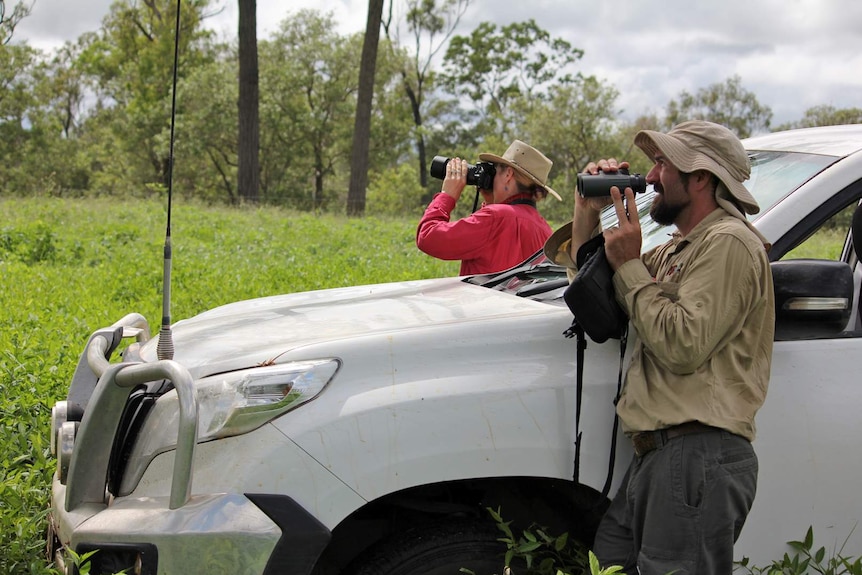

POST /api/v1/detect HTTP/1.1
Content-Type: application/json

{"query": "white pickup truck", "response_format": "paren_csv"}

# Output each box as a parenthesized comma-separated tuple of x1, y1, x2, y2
(47, 125, 862, 575)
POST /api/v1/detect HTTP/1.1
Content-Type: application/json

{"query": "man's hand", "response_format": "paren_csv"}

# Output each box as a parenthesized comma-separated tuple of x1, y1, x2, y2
(571, 158, 630, 264)
(603, 186, 642, 271)
(577, 158, 630, 213)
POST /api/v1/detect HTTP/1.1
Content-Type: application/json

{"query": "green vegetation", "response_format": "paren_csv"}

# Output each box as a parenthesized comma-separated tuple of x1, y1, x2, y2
(4, 0, 860, 215)
(783, 227, 848, 260)
(0, 197, 851, 573)
(737, 526, 862, 574)
(485, 506, 593, 574)
(0, 196, 457, 573)
(782, 203, 858, 260)
(487, 509, 860, 575)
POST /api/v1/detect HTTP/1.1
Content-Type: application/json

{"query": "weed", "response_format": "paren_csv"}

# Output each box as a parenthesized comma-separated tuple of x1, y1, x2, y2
(482, 506, 622, 575)
(736, 525, 861, 575)
(485, 507, 860, 575)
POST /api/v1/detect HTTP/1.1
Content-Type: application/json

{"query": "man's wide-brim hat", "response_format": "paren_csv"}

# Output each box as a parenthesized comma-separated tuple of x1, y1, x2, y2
(479, 140, 562, 201)
(634, 120, 760, 215)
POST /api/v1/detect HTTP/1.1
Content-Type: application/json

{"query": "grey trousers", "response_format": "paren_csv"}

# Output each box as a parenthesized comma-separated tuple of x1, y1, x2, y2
(593, 428, 758, 575)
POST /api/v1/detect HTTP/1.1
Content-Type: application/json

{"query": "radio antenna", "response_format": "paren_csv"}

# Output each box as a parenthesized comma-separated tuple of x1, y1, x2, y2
(157, 0, 182, 361)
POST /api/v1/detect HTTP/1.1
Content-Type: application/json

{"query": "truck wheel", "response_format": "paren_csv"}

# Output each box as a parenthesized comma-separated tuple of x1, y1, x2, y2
(346, 519, 509, 575)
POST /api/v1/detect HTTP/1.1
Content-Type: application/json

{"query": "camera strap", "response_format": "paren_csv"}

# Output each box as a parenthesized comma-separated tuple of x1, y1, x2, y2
(564, 320, 627, 505)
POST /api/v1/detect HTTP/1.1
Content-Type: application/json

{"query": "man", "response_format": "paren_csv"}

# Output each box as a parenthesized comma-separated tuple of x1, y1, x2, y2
(546, 121, 774, 574)
(416, 140, 559, 275)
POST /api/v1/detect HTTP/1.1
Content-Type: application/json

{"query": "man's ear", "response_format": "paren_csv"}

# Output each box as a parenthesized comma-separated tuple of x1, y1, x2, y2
(693, 170, 714, 191)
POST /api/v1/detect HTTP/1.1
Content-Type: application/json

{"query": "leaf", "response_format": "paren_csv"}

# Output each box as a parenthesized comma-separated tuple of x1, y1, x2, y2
(497, 521, 515, 540)
(813, 546, 825, 564)
(804, 526, 814, 550)
(517, 540, 543, 553)
(554, 532, 568, 552)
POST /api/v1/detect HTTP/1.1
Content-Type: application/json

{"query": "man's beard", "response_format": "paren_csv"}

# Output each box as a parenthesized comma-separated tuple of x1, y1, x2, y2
(649, 185, 687, 225)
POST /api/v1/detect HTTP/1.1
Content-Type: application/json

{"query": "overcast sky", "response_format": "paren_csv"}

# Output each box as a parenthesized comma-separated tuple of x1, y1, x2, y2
(12, 0, 862, 128)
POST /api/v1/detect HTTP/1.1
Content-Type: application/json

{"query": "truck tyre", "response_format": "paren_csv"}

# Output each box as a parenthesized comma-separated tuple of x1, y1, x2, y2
(346, 519, 509, 575)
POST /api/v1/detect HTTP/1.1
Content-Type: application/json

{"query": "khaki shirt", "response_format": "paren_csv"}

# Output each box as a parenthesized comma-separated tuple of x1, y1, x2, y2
(547, 209, 774, 441)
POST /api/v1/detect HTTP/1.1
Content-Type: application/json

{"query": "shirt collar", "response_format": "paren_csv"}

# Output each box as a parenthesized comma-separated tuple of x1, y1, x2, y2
(669, 208, 729, 254)
(500, 193, 536, 207)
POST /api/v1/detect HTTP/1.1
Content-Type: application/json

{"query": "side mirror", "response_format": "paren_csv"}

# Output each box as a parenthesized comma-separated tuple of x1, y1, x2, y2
(772, 259, 854, 340)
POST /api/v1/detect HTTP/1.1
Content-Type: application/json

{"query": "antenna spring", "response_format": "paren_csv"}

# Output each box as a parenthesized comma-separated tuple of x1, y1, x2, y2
(157, 325, 175, 360)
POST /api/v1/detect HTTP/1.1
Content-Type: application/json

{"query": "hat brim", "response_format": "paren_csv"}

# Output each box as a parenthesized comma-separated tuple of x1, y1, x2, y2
(635, 130, 759, 215)
(543, 222, 574, 263)
(479, 152, 562, 201)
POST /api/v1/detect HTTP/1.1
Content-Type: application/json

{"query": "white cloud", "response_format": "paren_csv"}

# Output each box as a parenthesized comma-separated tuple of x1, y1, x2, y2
(11, 0, 862, 125)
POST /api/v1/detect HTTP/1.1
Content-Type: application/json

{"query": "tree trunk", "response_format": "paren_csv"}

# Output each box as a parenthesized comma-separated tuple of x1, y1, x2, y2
(404, 81, 429, 197)
(238, 0, 260, 203)
(346, 0, 384, 217)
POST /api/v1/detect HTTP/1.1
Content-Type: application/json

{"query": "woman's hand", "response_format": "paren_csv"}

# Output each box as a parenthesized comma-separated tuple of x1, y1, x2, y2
(441, 158, 468, 200)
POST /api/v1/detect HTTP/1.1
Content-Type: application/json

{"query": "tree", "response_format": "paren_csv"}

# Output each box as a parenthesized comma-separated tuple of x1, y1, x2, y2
(777, 104, 862, 130)
(1, 0, 31, 45)
(382, 0, 470, 189)
(346, 0, 384, 217)
(0, 41, 40, 193)
(260, 10, 359, 209)
(27, 39, 101, 195)
(441, 19, 583, 142)
(523, 76, 620, 193)
(174, 49, 240, 203)
(616, 113, 663, 175)
(237, 0, 259, 202)
(78, 0, 215, 189)
(664, 75, 772, 138)
(46, 39, 89, 139)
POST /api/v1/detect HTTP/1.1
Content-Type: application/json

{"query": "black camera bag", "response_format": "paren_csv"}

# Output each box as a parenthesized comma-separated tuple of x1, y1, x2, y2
(563, 234, 627, 343)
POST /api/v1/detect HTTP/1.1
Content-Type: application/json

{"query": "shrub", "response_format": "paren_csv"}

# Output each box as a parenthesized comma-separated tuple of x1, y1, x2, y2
(366, 162, 427, 218)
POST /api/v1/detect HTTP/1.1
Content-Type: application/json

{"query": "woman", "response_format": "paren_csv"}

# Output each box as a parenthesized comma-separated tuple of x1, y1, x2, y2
(416, 140, 561, 275)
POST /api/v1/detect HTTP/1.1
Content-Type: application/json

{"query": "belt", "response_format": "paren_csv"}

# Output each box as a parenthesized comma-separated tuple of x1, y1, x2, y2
(631, 421, 718, 457)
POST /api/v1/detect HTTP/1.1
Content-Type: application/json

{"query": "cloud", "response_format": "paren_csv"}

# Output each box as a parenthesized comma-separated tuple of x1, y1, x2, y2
(11, 0, 862, 126)
(12, 0, 106, 49)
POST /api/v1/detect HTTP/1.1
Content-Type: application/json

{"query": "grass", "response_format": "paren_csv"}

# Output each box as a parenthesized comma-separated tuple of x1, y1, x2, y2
(0, 196, 457, 574)
(783, 227, 848, 260)
(782, 202, 856, 260)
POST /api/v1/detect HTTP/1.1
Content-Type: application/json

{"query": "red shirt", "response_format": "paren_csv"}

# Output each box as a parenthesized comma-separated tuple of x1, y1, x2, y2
(416, 192, 553, 276)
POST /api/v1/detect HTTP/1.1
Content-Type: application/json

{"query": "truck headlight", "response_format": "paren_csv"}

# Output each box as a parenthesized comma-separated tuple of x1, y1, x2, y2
(123, 359, 340, 473)
(197, 358, 339, 439)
